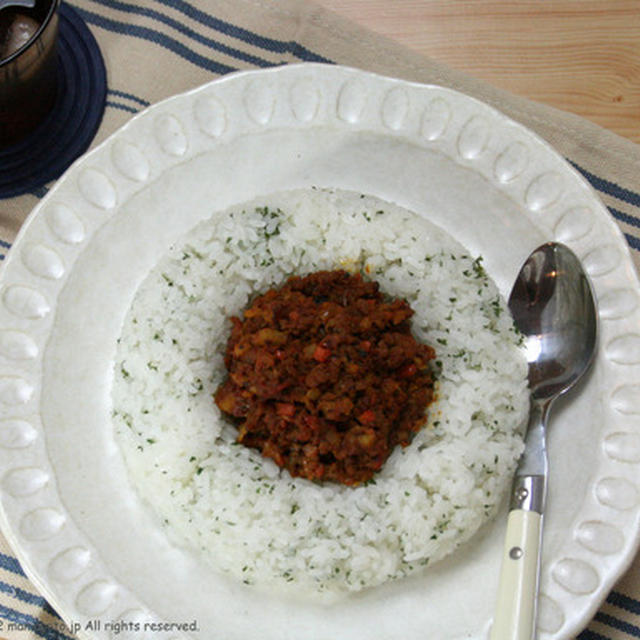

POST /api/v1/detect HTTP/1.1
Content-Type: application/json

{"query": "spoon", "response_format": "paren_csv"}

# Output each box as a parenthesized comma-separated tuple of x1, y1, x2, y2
(490, 242, 598, 640)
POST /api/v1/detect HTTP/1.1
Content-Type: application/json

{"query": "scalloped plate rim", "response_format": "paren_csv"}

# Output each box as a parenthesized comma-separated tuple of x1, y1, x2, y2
(0, 62, 638, 640)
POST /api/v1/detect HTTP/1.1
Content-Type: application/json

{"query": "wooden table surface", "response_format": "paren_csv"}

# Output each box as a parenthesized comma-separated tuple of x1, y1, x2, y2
(314, 0, 640, 145)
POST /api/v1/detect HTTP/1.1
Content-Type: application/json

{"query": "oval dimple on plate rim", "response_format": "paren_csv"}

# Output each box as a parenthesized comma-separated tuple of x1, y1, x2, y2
(0, 63, 637, 640)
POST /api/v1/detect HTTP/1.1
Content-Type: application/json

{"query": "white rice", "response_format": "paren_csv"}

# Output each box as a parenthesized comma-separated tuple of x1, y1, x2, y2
(112, 188, 529, 597)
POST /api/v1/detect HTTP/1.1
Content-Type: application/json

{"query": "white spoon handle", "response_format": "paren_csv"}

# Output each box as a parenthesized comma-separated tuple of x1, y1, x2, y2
(490, 509, 543, 640)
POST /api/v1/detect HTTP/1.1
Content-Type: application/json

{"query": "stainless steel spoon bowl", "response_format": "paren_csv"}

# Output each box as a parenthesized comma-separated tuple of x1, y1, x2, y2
(490, 242, 598, 640)
(510, 242, 598, 407)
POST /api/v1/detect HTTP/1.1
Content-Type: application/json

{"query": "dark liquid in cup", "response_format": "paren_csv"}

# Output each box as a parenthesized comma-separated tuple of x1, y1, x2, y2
(0, 1, 59, 147)
(0, 10, 40, 61)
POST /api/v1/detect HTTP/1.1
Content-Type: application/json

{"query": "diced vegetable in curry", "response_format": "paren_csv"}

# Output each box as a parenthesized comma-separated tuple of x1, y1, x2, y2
(215, 270, 436, 485)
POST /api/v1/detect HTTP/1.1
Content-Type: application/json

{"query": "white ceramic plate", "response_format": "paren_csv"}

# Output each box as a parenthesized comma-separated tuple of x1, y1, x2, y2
(1, 64, 639, 640)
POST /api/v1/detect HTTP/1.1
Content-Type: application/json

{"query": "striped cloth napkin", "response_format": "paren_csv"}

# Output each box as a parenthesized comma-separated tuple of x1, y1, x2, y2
(1, 1, 639, 639)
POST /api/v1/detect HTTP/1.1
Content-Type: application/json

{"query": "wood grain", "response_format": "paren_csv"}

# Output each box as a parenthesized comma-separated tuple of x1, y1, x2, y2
(314, 0, 640, 144)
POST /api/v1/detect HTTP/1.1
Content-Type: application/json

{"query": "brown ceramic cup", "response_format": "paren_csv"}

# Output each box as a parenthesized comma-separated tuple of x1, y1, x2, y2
(0, 0, 60, 148)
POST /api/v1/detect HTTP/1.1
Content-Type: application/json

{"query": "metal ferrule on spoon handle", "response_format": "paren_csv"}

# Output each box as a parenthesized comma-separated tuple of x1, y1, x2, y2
(490, 403, 548, 640)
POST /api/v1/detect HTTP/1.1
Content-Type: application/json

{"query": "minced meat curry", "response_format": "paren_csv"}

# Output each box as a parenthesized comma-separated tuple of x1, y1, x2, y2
(214, 270, 436, 485)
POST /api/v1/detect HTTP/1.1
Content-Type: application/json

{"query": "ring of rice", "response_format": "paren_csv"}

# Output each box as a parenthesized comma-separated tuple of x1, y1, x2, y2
(112, 188, 529, 597)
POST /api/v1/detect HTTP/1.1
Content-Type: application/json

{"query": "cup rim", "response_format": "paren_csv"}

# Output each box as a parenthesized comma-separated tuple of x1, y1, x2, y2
(0, 0, 61, 68)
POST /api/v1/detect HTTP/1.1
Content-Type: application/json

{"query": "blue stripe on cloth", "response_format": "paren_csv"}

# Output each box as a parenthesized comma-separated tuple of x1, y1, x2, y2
(106, 100, 139, 114)
(625, 232, 640, 252)
(608, 590, 640, 615)
(30, 186, 49, 199)
(578, 630, 615, 640)
(594, 611, 640, 638)
(609, 205, 640, 231)
(86, 0, 277, 68)
(0, 602, 74, 640)
(107, 89, 150, 107)
(0, 239, 12, 249)
(0, 579, 49, 608)
(150, 0, 332, 62)
(572, 161, 640, 209)
(0, 558, 62, 622)
(0, 552, 25, 576)
(69, 4, 238, 75)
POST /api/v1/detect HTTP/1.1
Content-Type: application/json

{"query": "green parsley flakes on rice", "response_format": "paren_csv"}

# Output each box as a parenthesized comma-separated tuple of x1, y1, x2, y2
(111, 188, 529, 597)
